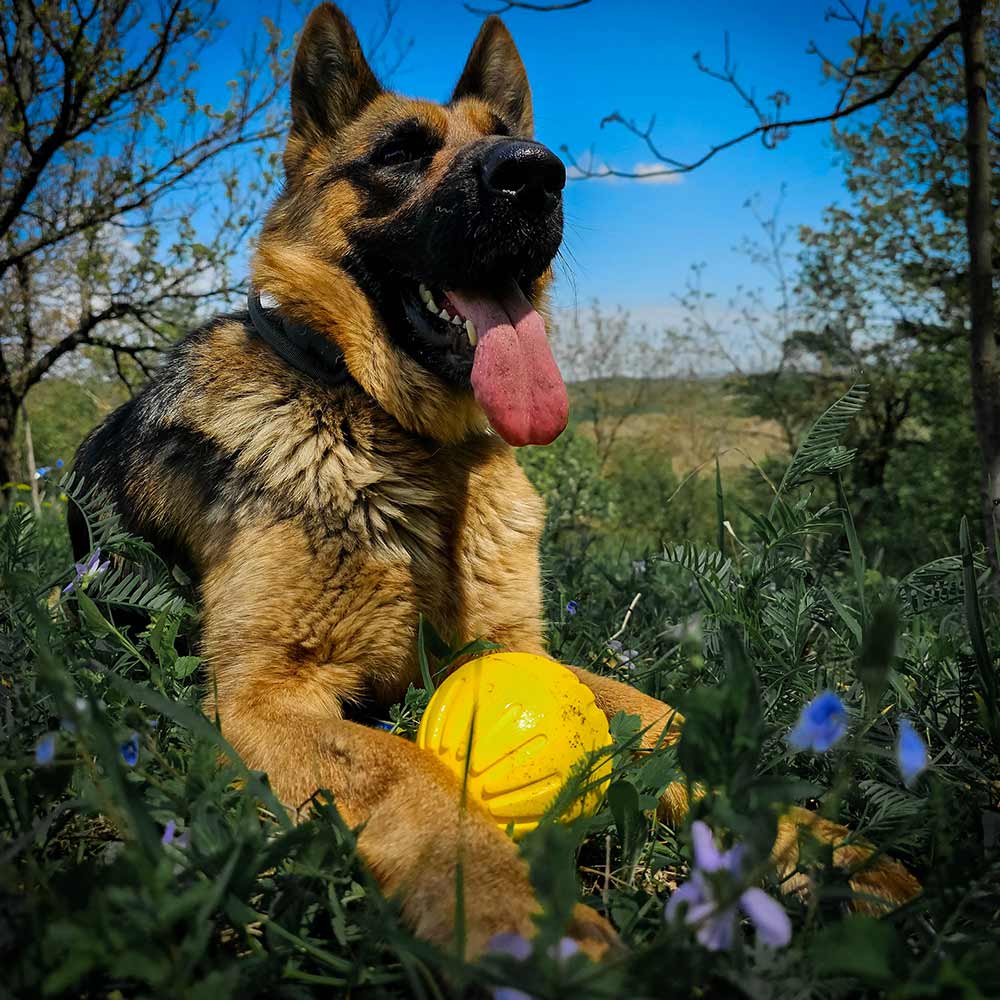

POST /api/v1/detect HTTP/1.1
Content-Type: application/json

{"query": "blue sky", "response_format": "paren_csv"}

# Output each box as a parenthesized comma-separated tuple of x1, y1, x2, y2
(209, 0, 896, 322)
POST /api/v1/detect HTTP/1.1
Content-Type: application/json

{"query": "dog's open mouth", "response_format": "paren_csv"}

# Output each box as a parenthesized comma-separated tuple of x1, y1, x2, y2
(400, 277, 569, 447)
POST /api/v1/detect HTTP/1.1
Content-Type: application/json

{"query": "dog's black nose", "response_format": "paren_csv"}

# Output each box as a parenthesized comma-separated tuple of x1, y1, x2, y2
(481, 140, 566, 215)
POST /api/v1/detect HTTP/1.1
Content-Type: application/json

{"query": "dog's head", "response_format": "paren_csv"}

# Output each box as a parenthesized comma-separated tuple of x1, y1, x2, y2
(252, 2, 569, 446)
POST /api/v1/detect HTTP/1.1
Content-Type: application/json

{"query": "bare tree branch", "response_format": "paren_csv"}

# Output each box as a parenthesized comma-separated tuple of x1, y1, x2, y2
(564, 17, 961, 180)
(463, 0, 591, 14)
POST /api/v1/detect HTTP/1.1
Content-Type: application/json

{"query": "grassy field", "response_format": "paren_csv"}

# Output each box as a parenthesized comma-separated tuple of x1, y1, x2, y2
(3, 378, 998, 999)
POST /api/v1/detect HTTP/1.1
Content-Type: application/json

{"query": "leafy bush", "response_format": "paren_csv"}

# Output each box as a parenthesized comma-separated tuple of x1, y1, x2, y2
(2, 390, 998, 998)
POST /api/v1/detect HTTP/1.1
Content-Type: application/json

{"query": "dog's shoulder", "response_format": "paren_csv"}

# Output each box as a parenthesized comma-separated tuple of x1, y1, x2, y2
(69, 312, 254, 566)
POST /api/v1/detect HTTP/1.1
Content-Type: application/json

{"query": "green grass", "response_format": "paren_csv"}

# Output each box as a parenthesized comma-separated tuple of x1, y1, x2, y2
(1, 389, 999, 998)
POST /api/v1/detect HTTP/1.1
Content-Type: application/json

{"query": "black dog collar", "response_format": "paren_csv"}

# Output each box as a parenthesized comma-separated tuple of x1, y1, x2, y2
(247, 290, 354, 388)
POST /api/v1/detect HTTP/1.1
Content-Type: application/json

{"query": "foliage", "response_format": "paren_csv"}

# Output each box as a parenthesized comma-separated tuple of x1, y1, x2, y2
(3, 393, 999, 997)
(0, 0, 290, 492)
(793, 0, 999, 560)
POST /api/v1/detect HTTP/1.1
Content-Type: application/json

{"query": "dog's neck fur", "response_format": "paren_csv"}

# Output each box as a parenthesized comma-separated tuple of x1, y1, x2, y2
(251, 240, 492, 445)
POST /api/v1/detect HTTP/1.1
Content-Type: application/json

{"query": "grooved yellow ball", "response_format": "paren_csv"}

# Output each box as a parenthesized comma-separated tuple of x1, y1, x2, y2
(416, 653, 613, 839)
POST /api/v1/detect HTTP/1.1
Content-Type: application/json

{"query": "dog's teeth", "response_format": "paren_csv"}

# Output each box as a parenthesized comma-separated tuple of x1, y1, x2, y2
(439, 309, 450, 322)
(465, 319, 478, 346)
(424, 297, 438, 315)
(451, 314, 462, 327)
(419, 284, 433, 304)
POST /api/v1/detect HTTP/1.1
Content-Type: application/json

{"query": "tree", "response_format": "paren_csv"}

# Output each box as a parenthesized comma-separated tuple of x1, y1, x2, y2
(0, 0, 289, 499)
(541, 0, 998, 563)
(793, 1, 996, 560)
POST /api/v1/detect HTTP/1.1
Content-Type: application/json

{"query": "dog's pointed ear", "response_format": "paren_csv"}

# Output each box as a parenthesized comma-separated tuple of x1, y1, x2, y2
(451, 16, 533, 137)
(290, 3, 381, 139)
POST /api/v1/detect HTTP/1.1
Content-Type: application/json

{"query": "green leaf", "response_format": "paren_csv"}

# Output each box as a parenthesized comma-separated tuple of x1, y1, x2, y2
(856, 599, 898, 712)
(607, 779, 648, 869)
(173, 655, 202, 679)
(960, 516, 1000, 751)
(812, 916, 896, 984)
(678, 627, 762, 796)
(776, 384, 868, 497)
(75, 590, 112, 636)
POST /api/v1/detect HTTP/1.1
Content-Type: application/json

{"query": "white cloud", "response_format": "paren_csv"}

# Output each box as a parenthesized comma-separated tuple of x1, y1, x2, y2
(566, 156, 684, 184)
(631, 162, 684, 184)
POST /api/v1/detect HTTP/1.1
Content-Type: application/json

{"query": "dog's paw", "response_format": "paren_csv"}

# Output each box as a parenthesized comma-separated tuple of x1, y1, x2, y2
(773, 805, 921, 912)
(565, 902, 622, 960)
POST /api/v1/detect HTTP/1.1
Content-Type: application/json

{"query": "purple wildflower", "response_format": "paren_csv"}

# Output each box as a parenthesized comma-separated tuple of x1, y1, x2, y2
(609, 639, 639, 670)
(63, 548, 110, 595)
(897, 718, 928, 788)
(566, 600, 579, 616)
(161, 820, 190, 848)
(665, 821, 791, 951)
(787, 690, 848, 752)
(487, 933, 581, 1000)
(35, 732, 56, 766)
(120, 732, 139, 767)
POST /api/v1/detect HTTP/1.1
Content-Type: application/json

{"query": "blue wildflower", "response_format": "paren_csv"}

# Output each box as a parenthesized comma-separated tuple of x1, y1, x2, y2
(63, 548, 110, 595)
(666, 821, 791, 951)
(897, 718, 928, 787)
(55, 458, 64, 469)
(787, 690, 848, 752)
(565, 600, 579, 616)
(120, 732, 140, 767)
(35, 466, 50, 479)
(35, 733, 56, 766)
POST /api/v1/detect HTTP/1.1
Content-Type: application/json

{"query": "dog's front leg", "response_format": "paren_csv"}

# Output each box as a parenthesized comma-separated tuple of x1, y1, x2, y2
(214, 696, 619, 957)
(569, 667, 919, 906)
(567, 667, 689, 822)
(197, 524, 618, 958)
(217, 701, 534, 953)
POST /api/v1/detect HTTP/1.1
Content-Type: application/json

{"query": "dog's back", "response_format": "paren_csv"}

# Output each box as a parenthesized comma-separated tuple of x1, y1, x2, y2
(71, 320, 230, 572)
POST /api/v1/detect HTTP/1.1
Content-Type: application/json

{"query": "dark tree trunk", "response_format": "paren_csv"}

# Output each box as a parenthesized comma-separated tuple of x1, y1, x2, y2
(959, 0, 1000, 568)
(0, 383, 21, 508)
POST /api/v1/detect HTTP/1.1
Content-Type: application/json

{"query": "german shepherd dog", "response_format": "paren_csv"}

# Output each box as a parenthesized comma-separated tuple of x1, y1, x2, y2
(71, 3, 917, 958)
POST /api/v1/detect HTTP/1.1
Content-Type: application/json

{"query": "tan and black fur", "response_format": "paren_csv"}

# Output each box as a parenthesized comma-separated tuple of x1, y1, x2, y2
(71, 4, 917, 958)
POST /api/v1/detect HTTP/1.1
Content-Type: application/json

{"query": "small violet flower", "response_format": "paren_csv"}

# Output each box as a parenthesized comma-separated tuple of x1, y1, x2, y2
(609, 639, 639, 671)
(897, 718, 928, 788)
(161, 820, 190, 848)
(787, 690, 848, 752)
(35, 732, 56, 766)
(63, 548, 110, 595)
(565, 600, 579, 616)
(120, 732, 140, 767)
(487, 933, 580, 1000)
(665, 821, 791, 952)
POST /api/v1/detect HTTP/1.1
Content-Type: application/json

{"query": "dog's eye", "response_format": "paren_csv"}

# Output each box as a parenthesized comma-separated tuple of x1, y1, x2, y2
(378, 137, 432, 168)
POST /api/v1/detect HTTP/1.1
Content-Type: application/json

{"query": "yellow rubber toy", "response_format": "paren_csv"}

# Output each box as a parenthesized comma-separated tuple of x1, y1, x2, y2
(416, 652, 612, 840)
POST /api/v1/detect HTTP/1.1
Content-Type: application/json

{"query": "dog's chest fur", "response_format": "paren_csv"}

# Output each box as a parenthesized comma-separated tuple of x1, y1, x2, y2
(137, 320, 548, 708)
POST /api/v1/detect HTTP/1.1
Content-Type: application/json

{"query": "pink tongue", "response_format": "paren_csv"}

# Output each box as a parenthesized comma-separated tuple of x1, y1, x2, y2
(445, 281, 569, 447)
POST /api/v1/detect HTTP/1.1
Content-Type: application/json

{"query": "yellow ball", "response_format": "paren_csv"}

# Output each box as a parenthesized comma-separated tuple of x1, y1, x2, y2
(416, 652, 612, 839)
